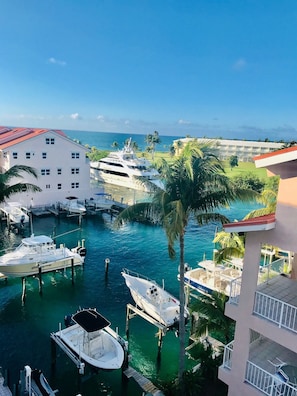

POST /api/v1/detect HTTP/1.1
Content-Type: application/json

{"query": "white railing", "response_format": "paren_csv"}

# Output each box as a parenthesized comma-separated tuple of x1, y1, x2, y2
(245, 361, 297, 396)
(253, 292, 297, 333)
(222, 341, 234, 370)
(229, 277, 242, 305)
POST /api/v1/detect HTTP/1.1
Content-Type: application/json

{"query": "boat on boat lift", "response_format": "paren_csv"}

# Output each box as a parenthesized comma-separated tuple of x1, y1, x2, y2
(122, 268, 189, 328)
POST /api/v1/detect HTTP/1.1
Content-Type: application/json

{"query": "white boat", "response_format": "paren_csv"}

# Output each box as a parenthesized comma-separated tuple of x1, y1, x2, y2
(122, 268, 189, 328)
(52, 308, 125, 370)
(2, 202, 29, 225)
(59, 196, 86, 215)
(182, 257, 243, 296)
(23, 365, 58, 396)
(0, 234, 86, 278)
(90, 138, 164, 192)
(85, 193, 114, 211)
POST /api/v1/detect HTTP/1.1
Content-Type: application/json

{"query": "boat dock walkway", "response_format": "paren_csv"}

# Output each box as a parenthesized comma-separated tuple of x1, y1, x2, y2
(123, 366, 164, 395)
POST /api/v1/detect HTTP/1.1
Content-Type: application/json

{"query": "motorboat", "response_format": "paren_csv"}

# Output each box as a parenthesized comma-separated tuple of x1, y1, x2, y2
(0, 234, 86, 278)
(182, 257, 243, 296)
(122, 268, 189, 328)
(90, 138, 164, 192)
(52, 308, 125, 370)
(1, 202, 29, 226)
(23, 365, 58, 396)
(85, 193, 114, 211)
(59, 196, 86, 215)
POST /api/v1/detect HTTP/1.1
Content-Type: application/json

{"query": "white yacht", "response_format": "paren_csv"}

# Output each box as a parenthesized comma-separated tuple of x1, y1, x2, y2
(0, 234, 86, 277)
(90, 138, 164, 192)
(59, 196, 86, 215)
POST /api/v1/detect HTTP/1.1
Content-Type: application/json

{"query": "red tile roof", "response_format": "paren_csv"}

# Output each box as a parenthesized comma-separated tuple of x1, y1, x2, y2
(0, 126, 67, 149)
(224, 213, 276, 233)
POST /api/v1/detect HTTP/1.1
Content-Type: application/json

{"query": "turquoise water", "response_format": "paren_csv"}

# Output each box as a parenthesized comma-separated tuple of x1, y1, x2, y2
(0, 131, 261, 395)
(0, 198, 258, 396)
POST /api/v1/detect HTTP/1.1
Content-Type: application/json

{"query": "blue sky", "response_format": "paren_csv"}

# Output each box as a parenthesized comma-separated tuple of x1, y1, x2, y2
(1, 1, 297, 141)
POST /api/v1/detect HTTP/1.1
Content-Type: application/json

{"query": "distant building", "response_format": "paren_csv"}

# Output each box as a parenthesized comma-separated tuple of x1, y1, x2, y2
(0, 126, 90, 206)
(173, 137, 283, 162)
(218, 146, 297, 395)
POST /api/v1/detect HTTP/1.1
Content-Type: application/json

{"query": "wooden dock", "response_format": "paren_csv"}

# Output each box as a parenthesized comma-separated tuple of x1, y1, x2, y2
(123, 366, 164, 395)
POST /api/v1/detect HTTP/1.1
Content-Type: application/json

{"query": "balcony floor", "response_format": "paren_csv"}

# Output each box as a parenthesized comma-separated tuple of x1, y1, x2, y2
(257, 274, 297, 307)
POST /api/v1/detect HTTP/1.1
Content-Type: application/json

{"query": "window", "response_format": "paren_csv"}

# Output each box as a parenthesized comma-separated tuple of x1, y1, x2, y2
(3, 152, 7, 159)
(57, 168, 62, 175)
(71, 182, 79, 189)
(46, 138, 55, 144)
(57, 183, 62, 190)
(12, 152, 18, 159)
(26, 152, 31, 159)
(46, 184, 51, 189)
(42, 152, 47, 159)
(41, 169, 50, 175)
(71, 152, 80, 159)
(71, 168, 80, 174)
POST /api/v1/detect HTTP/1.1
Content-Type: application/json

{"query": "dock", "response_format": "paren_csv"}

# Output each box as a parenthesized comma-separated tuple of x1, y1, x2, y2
(123, 366, 164, 395)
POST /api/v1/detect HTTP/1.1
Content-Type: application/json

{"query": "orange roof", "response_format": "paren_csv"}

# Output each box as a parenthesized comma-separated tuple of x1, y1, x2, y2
(224, 213, 276, 233)
(0, 126, 67, 149)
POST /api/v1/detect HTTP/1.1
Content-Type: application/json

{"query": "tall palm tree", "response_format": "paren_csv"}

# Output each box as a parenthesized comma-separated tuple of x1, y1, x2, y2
(0, 165, 41, 204)
(115, 141, 255, 386)
(145, 131, 161, 160)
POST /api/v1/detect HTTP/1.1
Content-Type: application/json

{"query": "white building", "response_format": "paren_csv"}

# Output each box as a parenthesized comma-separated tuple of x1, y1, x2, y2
(0, 126, 91, 207)
(173, 137, 283, 162)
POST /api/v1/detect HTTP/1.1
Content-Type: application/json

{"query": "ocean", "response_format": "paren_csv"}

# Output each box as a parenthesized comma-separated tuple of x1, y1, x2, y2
(0, 131, 260, 395)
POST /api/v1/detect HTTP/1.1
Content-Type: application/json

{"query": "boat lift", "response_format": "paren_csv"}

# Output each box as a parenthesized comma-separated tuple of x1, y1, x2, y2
(125, 303, 169, 356)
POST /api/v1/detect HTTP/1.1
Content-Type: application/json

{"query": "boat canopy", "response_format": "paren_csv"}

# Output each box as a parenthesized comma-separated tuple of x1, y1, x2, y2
(72, 309, 110, 332)
(22, 235, 53, 245)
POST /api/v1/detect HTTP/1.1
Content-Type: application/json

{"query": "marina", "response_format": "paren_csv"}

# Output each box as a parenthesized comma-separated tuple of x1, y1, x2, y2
(0, 194, 261, 395)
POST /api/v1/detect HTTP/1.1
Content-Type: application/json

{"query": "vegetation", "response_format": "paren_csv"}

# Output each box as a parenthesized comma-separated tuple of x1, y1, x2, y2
(115, 140, 256, 390)
(228, 155, 238, 170)
(145, 130, 161, 159)
(0, 165, 41, 203)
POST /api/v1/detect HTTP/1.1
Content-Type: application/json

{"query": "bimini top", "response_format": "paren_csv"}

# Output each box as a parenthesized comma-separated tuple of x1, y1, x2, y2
(72, 309, 110, 332)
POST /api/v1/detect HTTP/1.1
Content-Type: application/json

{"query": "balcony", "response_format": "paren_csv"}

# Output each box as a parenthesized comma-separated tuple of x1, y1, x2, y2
(222, 337, 297, 395)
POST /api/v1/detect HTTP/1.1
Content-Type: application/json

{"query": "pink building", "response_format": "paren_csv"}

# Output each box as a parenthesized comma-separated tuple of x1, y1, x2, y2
(218, 146, 297, 396)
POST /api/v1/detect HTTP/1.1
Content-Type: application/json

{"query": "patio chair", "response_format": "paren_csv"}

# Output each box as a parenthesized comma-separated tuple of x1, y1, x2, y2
(268, 357, 286, 371)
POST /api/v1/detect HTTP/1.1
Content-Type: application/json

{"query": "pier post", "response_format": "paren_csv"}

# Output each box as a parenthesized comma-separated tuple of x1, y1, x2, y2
(157, 329, 163, 356)
(38, 266, 43, 295)
(71, 258, 74, 284)
(105, 258, 110, 276)
(21, 277, 26, 304)
(125, 305, 130, 339)
(51, 338, 56, 368)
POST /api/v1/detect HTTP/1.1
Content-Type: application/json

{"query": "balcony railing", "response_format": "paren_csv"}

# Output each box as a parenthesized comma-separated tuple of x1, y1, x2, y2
(222, 348, 297, 395)
(253, 292, 297, 333)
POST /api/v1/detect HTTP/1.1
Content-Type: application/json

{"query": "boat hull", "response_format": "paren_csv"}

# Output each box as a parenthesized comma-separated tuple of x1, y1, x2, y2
(54, 323, 124, 370)
(122, 270, 188, 327)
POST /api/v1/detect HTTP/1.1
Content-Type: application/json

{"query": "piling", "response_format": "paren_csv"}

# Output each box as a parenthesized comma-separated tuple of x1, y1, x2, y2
(105, 258, 110, 276)
(21, 278, 26, 304)
(38, 266, 43, 295)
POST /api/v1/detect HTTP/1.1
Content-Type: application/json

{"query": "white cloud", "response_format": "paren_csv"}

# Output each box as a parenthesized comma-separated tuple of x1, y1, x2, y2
(70, 113, 81, 120)
(48, 57, 66, 66)
(97, 115, 105, 121)
(233, 58, 247, 71)
(124, 120, 130, 125)
(178, 119, 191, 125)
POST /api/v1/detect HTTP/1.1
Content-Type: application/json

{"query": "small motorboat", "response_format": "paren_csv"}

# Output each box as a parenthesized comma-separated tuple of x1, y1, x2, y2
(0, 234, 86, 278)
(85, 193, 114, 211)
(59, 197, 86, 215)
(23, 365, 58, 396)
(52, 308, 125, 370)
(122, 268, 189, 328)
(2, 201, 29, 226)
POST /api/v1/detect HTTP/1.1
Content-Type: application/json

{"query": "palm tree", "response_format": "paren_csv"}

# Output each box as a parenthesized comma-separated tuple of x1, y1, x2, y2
(190, 291, 235, 344)
(0, 165, 41, 204)
(115, 141, 255, 386)
(145, 131, 161, 160)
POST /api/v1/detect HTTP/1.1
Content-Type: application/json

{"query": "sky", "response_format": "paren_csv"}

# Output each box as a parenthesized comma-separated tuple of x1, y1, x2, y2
(1, 0, 297, 141)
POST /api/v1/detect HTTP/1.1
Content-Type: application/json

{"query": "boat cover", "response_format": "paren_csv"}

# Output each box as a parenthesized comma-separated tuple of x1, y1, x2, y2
(72, 309, 110, 332)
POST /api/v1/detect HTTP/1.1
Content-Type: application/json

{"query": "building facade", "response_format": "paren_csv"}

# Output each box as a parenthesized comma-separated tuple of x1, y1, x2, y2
(0, 126, 91, 207)
(218, 146, 297, 395)
(173, 137, 283, 162)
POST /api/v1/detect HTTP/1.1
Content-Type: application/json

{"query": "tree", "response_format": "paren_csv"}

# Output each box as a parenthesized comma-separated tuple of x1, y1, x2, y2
(145, 130, 161, 160)
(190, 292, 235, 344)
(115, 141, 255, 387)
(0, 165, 42, 204)
(111, 141, 119, 149)
(229, 155, 238, 170)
